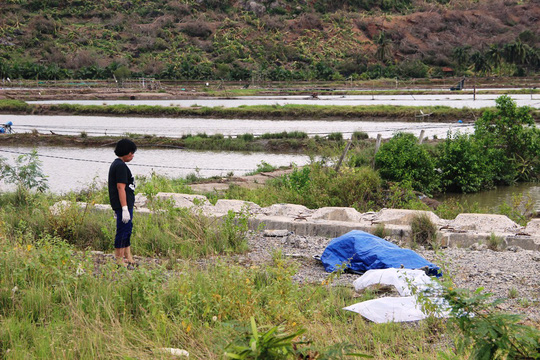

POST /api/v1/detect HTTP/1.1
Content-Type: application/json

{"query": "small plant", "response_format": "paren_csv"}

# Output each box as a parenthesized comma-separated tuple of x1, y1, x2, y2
(352, 131, 369, 140)
(508, 287, 519, 299)
(327, 132, 343, 141)
(372, 223, 388, 239)
(410, 213, 438, 249)
(224, 317, 306, 359)
(0, 149, 48, 204)
(245, 161, 277, 175)
(443, 286, 540, 359)
(487, 232, 505, 251)
(80, 131, 88, 138)
(241, 133, 254, 141)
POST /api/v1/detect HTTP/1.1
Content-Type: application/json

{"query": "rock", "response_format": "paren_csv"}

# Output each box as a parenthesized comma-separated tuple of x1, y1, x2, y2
(156, 348, 189, 358)
(155, 193, 210, 209)
(263, 229, 291, 237)
(135, 193, 148, 208)
(372, 209, 442, 226)
(525, 219, 540, 235)
(261, 203, 313, 218)
(469, 243, 488, 251)
(450, 213, 519, 233)
(311, 207, 362, 222)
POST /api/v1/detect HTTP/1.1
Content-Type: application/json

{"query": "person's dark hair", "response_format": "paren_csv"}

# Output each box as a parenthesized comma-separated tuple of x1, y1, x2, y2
(114, 139, 137, 157)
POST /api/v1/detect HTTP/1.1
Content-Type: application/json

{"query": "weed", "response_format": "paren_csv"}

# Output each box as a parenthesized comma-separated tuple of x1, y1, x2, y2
(487, 232, 505, 251)
(410, 213, 439, 249)
(372, 223, 388, 239)
(508, 287, 519, 299)
(224, 316, 306, 359)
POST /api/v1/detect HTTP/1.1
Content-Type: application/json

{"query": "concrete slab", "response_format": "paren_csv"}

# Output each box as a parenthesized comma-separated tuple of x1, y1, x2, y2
(311, 207, 362, 222)
(155, 192, 210, 209)
(450, 213, 519, 233)
(373, 209, 443, 226)
(213, 199, 261, 215)
(261, 204, 313, 218)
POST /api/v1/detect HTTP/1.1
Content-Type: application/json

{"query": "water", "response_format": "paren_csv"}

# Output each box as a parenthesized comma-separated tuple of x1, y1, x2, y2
(0, 114, 473, 139)
(439, 182, 540, 212)
(28, 93, 540, 109)
(0, 146, 311, 194)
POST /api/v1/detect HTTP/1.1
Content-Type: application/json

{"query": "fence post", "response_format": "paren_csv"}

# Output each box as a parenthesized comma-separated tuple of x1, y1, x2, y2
(372, 134, 382, 168)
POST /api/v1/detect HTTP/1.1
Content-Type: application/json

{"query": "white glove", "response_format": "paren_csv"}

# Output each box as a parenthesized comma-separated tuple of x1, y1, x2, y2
(121, 206, 130, 223)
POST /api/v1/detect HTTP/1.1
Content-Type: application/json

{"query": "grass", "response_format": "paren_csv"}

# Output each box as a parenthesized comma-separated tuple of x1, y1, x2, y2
(0, 99, 497, 121)
(1, 161, 540, 358)
(0, 190, 460, 359)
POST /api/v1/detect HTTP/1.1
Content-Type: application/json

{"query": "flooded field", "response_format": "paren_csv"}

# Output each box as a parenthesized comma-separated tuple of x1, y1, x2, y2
(0, 114, 473, 139)
(28, 93, 540, 109)
(0, 146, 310, 194)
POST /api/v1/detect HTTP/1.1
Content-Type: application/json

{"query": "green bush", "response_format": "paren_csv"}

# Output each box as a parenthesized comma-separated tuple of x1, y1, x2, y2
(474, 95, 540, 184)
(375, 132, 439, 195)
(437, 131, 492, 193)
(352, 131, 369, 140)
(327, 132, 343, 141)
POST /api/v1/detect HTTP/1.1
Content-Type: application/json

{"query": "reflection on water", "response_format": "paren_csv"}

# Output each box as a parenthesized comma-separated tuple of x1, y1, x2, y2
(438, 182, 540, 212)
(0, 146, 311, 194)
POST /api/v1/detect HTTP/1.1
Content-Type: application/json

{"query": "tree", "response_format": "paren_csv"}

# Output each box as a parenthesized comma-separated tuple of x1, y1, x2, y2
(470, 51, 491, 75)
(375, 31, 393, 64)
(486, 44, 503, 71)
(375, 132, 439, 195)
(474, 95, 540, 183)
(0, 150, 49, 201)
(452, 46, 470, 70)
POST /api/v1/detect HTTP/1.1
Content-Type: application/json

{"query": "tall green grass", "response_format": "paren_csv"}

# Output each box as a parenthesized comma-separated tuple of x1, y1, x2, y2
(0, 231, 457, 359)
(10, 102, 495, 121)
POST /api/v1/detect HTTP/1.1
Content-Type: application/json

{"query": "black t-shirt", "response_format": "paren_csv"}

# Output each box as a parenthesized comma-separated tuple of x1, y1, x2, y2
(108, 158, 135, 210)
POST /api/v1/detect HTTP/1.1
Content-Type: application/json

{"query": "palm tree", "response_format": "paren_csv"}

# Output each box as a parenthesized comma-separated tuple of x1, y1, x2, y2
(375, 31, 392, 64)
(452, 46, 470, 70)
(470, 51, 491, 75)
(486, 44, 503, 69)
(503, 40, 527, 65)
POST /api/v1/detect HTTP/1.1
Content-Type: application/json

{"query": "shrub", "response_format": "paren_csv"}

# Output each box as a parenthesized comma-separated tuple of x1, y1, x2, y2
(240, 133, 254, 141)
(375, 132, 439, 195)
(327, 132, 343, 141)
(352, 131, 369, 140)
(437, 131, 492, 193)
(474, 95, 540, 184)
(180, 20, 213, 39)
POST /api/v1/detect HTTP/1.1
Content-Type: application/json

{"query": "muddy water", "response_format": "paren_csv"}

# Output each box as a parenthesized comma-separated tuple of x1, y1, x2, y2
(0, 146, 311, 194)
(28, 93, 540, 109)
(0, 114, 473, 139)
(438, 182, 540, 213)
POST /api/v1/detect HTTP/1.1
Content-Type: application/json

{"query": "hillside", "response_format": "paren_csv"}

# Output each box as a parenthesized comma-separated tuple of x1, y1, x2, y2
(0, 0, 539, 81)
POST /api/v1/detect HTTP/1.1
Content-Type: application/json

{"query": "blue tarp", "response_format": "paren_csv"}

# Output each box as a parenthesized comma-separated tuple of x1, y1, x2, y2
(320, 230, 441, 277)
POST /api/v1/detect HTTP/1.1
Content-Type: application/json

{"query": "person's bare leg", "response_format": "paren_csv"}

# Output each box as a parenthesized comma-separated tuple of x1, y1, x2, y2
(115, 247, 127, 266)
(124, 246, 135, 264)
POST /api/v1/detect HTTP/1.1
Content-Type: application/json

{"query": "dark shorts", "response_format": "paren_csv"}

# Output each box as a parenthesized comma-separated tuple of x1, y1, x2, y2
(114, 207, 133, 249)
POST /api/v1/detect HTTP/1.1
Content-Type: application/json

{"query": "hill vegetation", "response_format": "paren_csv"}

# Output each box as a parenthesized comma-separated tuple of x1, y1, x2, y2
(0, 0, 539, 82)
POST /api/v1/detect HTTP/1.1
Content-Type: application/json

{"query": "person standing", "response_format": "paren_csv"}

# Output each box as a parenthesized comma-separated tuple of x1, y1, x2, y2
(108, 139, 137, 267)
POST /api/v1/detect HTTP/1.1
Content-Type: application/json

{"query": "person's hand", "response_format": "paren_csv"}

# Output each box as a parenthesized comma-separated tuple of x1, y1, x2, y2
(121, 206, 130, 223)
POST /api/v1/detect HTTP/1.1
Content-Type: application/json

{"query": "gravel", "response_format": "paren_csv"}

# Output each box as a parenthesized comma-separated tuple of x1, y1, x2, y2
(241, 231, 540, 322)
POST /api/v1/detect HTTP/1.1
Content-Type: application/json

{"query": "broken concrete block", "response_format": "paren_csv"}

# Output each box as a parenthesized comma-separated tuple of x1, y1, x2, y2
(213, 199, 261, 214)
(261, 203, 313, 217)
(524, 219, 540, 235)
(373, 209, 442, 226)
(311, 207, 362, 222)
(450, 213, 519, 233)
(155, 193, 210, 209)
